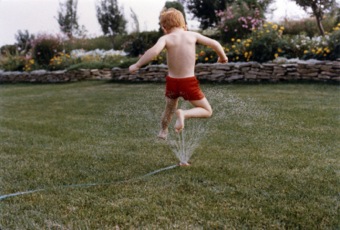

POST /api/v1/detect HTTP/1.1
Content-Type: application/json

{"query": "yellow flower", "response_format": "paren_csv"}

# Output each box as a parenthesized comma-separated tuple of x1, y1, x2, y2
(244, 52, 248, 58)
(245, 43, 250, 47)
(272, 24, 278, 30)
(232, 45, 236, 49)
(236, 56, 239, 60)
(277, 48, 282, 53)
(246, 39, 252, 43)
(205, 57, 209, 61)
(274, 53, 279, 58)
(263, 24, 268, 28)
(266, 30, 270, 33)
(236, 39, 241, 43)
(280, 26, 285, 30)
(231, 38, 235, 42)
(304, 50, 309, 54)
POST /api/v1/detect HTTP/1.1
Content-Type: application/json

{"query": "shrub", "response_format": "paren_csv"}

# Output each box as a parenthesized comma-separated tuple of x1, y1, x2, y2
(216, 2, 264, 41)
(0, 51, 26, 71)
(248, 22, 287, 62)
(282, 14, 338, 37)
(196, 46, 219, 63)
(66, 49, 133, 70)
(124, 31, 161, 57)
(328, 26, 340, 59)
(49, 52, 75, 70)
(224, 37, 253, 62)
(151, 49, 167, 65)
(0, 45, 18, 56)
(32, 34, 63, 67)
(23, 58, 39, 72)
(63, 35, 126, 52)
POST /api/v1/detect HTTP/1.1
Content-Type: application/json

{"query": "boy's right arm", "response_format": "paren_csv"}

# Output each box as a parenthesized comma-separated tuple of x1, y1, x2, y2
(195, 33, 228, 63)
(129, 37, 166, 73)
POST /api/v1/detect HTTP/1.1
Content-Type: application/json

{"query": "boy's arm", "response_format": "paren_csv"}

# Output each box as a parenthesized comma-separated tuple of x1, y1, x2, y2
(129, 37, 166, 73)
(196, 33, 228, 63)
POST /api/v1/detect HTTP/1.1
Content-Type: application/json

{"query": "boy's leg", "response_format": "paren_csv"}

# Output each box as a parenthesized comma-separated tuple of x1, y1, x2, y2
(174, 97, 212, 132)
(158, 97, 179, 139)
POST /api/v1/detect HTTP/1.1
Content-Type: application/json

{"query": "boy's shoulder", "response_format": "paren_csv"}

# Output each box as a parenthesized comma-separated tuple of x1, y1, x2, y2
(162, 30, 200, 39)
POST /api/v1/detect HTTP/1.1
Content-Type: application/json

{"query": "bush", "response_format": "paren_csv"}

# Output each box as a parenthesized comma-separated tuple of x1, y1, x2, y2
(196, 46, 219, 63)
(328, 28, 340, 60)
(63, 35, 127, 52)
(0, 45, 18, 56)
(49, 52, 75, 71)
(124, 31, 161, 57)
(0, 51, 26, 71)
(32, 34, 63, 67)
(282, 14, 338, 37)
(247, 22, 287, 62)
(216, 2, 264, 42)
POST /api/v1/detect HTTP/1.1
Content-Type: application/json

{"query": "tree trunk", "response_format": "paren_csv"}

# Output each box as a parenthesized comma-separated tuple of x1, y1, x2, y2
(315, 16, 325, 36)
(311, 2, 325, 36)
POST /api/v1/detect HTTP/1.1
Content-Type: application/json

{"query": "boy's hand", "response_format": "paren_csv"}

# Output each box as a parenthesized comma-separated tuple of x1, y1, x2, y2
(218, 57, 228, 63)
(129, 64, 139, 73)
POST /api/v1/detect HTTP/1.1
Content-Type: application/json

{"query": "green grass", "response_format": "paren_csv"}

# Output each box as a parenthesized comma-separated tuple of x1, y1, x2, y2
(0, 81, 339, 229)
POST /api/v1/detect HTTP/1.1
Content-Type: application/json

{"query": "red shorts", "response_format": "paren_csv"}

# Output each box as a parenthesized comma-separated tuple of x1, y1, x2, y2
(165, 76, 205, 101)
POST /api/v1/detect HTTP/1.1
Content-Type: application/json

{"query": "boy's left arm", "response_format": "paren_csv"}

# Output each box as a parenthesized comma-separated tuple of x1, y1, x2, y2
(129, 37, 166, 73)
(196, 33, 228, 63)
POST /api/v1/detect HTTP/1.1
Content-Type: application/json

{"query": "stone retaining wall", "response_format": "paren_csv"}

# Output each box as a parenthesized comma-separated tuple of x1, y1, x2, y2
(112, 60, 340, 83)
(0, 69, 112, 83)
(1, 60, 339, 83)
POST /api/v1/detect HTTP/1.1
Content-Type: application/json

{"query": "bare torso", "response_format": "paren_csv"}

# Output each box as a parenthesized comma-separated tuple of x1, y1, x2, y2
(164, 29, 197, 78)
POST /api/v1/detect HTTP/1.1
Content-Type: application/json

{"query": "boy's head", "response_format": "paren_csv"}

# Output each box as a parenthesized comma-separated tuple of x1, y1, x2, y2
(160, 8, 186, 31)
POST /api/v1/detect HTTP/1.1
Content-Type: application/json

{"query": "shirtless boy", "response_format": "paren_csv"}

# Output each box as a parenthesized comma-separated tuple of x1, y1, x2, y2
(129, 8, 228, 140)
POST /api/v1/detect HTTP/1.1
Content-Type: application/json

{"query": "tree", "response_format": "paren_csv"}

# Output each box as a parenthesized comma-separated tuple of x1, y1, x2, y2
(56, 0, 79, 39)
(294, 0, 336, 36)
(216, 0, 273, 40)
(164, 1, 187, 24)
(180, 0, 231, 29)
(15, 30, 35, 54)
(96, 0, 127, 37)
(130, 8, 140, 33)
(181, 0, 274, 29)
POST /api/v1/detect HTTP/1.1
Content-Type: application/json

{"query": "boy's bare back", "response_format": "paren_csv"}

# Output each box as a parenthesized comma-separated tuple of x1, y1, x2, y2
(162, 28, 197, 78)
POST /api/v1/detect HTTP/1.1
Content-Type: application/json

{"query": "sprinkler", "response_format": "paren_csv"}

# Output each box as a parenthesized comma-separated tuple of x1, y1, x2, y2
(178, 161, 191, 166)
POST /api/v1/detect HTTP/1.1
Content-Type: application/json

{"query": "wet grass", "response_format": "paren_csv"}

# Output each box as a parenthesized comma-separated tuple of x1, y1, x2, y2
(0, 81, 339, 229)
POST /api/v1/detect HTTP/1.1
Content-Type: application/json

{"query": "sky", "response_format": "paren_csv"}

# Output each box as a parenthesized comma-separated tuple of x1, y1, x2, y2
(0, 0, 311, 47)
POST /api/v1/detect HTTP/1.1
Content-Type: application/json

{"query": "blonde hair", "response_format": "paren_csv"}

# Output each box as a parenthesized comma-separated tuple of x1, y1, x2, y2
(160, 8, 186, 31)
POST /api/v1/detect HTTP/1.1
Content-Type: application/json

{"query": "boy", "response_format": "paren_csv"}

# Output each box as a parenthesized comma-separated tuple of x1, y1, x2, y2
(129, 8, 228, 140)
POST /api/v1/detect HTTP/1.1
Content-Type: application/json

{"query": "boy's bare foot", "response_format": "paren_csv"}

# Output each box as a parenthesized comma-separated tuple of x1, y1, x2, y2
(174, 109, 185, 133)
(157, 129, 168, 140)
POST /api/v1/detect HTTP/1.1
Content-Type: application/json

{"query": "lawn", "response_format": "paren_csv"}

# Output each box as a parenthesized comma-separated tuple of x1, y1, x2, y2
(0, 81, 339, 229)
